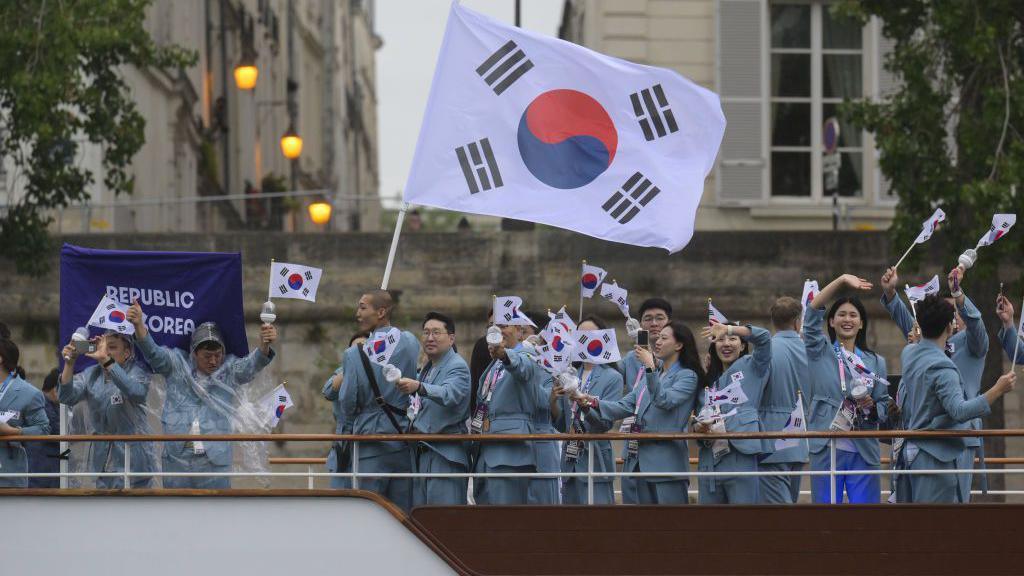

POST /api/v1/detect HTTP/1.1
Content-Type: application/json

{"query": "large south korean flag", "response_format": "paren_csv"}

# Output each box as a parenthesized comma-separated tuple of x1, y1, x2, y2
(403, 3, 726, 253)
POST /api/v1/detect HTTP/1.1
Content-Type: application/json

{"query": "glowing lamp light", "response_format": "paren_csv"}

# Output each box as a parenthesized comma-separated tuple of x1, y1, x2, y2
(308, 201, 332, 225)
(233, 57, 258, 90)
(280, 128, 303, 159)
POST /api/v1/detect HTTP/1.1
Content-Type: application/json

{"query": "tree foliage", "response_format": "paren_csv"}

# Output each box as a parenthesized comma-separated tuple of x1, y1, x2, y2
(840, 0, 1024, 278)
(0, 0, 194, 275)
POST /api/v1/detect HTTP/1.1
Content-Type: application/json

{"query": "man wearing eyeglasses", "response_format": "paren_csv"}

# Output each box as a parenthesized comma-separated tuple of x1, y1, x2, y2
(397, 312, 471, 505)
(618, 298, 672, 504)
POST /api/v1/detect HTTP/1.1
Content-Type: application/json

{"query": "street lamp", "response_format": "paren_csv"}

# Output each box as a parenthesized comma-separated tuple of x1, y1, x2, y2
(308, 200, 332, 225)
(280, 126, 303, 159)
(234, 53, 258, 90)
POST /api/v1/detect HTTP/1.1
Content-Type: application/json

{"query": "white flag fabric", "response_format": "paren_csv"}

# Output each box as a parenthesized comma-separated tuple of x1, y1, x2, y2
(537, 342, 574, 374)
(708, 301, 728, 326)
(547, 306, 578, 334)
(87, 295, 135, 335)
(269, 261, 322, 302)
(580, 263, 607, 298)
(913, 208, 946, 244)
(708, 380, 749, 410)
(800, 280, 819, 321)
(599, 281, 630, 318)
(541, 307, 576, 352)
(976, 213, 1016, 248)
(493, 296, 536, 327)
(363, 328, 403, 367)
(402, 3, 726, 252)
(774, 398, 807, 451)
(904, 275, 940, 303)
(1017, 312, 1024, 339)
(260, 384, 294, 427)
(572, 329, 621, 364)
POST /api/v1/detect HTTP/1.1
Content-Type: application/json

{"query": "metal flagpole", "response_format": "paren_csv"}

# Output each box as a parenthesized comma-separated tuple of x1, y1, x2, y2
(381, 202, 410, 290)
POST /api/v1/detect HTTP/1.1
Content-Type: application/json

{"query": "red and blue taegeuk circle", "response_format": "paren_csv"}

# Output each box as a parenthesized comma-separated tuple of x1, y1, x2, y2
(517, 89, 617, 189)
(587, 339, 603, 357)
(373, 340, 387, 354)
(287, 273, 304, 290)
(581, 273, 600, 289)
(108, 310, 126, 324)
(275, 404, 286, 418)
(551, 335, 565, 352)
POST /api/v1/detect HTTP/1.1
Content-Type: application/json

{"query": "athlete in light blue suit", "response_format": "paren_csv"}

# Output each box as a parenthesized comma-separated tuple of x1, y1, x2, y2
(339, 290, 421, 511)
(803, 274, 890, 504)
(0, 338, 51, 488)
(472, 321, 547, 505)
(881, 266, 988, 502)
(896, 295, 1015, 503)
(398, 312, 470, 506)
(59, 331, 156, 488)
(553, 344, 623, 505)
(695, 323, 771, 504)
(617, 298, 673, 504)
(996, 294, 1024, 365)
(759, 298, 810, 503)
(580, 321, 702, 505)
(129, 302, 277, 489)
(529, 373, 561, 505)
(322, 332, 368, 490)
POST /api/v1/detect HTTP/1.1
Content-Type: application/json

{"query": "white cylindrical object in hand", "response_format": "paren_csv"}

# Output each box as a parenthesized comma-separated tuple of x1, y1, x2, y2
(696, 404, 718, 426)
(557, 371, 580, 396)
(65, 327, 89, 361)
(260, 300, 277, 324)
(957, 248, 978, 272)
(625, 317, 641, 339)
(486, 325, 503, 346)
(851, 383, 869, 401)
(383, 364, 402, 384)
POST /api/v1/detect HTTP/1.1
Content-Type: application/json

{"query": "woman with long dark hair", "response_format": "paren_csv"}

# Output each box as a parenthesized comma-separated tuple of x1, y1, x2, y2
(0, 337, 51, 488)
(804, 274, 890, 503)
(575, 320, 704, 504)
(550, 315, 623, 504)
(693, 321, 771, 504)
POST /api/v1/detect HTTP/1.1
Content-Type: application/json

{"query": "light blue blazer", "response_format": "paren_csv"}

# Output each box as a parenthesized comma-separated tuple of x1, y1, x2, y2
(411, 348, 471, 468)
(555, 364, 623, 477)
(474, 349, 548, 470)
(760, 330, 810, 464)
(0, 375, 51, 487)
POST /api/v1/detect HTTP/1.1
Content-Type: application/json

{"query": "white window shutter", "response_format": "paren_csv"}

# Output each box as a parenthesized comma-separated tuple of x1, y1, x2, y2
(716, 0, 764, 204)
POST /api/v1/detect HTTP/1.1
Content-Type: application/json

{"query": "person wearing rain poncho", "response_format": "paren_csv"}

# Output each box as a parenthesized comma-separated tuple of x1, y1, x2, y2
(59, 330, 157, 488)
(127, 301, 277, 489)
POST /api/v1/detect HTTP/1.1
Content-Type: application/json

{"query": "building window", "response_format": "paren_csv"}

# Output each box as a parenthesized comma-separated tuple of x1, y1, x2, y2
(770, 2, 864, 199)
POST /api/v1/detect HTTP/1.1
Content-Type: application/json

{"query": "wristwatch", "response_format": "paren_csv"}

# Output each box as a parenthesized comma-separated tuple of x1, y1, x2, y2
(102, 357, 115, 369)
(727, 325, 734, 337)
(950, 289, 963, 299)
(644, 366, 655, 374)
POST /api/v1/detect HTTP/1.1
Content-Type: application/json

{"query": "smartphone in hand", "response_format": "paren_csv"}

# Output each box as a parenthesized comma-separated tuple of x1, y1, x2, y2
(636, 329, 649, 347)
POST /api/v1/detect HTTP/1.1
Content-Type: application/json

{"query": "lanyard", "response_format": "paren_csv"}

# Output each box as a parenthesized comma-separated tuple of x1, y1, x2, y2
(482, 362, 505, 403)
(632, 368, 646, 415)
(570, 368, 597, 420)
(0, 373, 14, 407)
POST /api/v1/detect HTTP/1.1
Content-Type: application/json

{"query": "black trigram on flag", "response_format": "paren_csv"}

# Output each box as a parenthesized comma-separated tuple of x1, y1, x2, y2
(105, 303, 116, 311)
(278, 285, 288, 295)
(302, 287, 310, 297)
(456, 137, 503, 194)
(630, 84, 678, 142)
(476, 40, 534, 95)
(602, 172, 661, 224)
(278, 267, 290, 277)
(277, 395, 287, 403)
(303, 271, 313, 280)
(386, 333, 398, 345)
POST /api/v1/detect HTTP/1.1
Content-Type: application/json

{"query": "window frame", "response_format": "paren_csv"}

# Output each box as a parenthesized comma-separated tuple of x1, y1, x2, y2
(764, 0, 872, 205)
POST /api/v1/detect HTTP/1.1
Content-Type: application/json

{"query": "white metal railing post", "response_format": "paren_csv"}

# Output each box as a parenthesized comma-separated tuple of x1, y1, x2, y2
(307, 465, 314, 490)
(123, 444, 131, 490)
(352, 442, 360, 490)
(587, 440, 594, 505)
(829, 438, 837, 504)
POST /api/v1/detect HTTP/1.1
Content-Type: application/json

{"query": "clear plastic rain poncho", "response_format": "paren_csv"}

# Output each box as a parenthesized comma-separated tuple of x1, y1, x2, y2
(63, 330, 283, 489)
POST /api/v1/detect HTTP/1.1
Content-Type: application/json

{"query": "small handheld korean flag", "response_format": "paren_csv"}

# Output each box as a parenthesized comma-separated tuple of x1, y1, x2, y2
(708, 300, 728, 326)
(800, 279, 819, 320)
(580, 263, 607, 299)
(914, 208, 946, 244)
(88, 294, 135, 335)
(538, 342, 574, 374)
(774, 397, 807, 451)
(494, 296, 537, 327)
(547, 306, 578, 334)
(260, 384, 294, 428)
(573, 329, 621, 364)
(904, 275, 940, 303)
(599, 281, 630, 318)
(976, 214, 1016, 248)
(270, 261, 322, 302)
(363, 327, 403, 367)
